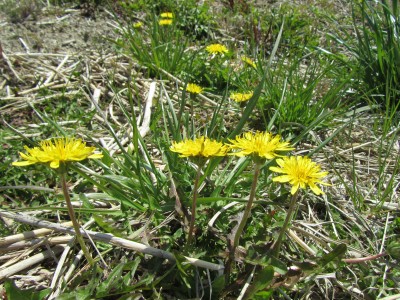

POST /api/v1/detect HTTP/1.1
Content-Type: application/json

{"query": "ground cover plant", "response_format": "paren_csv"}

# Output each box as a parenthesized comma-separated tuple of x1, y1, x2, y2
(0, 0, 399, 299)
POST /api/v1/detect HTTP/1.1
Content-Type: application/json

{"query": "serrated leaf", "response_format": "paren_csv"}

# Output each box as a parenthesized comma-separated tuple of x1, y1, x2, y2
(245, 266, 274, 299)
(253, 266, 274, 290)
(254, 290, 273, 300)
(269, 256, 288, 275)
(5, 280, 51, 300)
(319, 244, 347, 267)
(172, 251, 191, 289)
(93, 215, 123, 237)
(387, 240, 400, 259)
(96, 262, 125, 296)
(211, 275, 225, 294)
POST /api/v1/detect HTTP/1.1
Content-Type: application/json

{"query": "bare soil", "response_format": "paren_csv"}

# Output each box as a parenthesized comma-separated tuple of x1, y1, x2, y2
(0, 4, 114, 54)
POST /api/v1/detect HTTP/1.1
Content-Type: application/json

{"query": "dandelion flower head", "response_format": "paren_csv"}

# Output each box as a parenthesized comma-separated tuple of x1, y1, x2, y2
(230, 92, 253, 103)
(186, 83, 203, 94)
(241, 56, 256, 68)
(159, 19, 173, 26)
(206, 44, 228, 55)
(228, 131, 294, 161)
(160, 12, 173, 18)
(170, 136, 228, 158)
(270, 156, 331, 195)
(133, 21, 143, 28)
(12, 138, 103, 169)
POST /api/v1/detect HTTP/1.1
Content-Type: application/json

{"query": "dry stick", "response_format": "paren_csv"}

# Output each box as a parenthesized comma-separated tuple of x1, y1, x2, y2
(18, 81, 69, 96)
(0, 227, 55, 247)
(49, 220, 95, 300)
(0, 252, 25, 262)
(49, 250, 84, 300)
(44, 54, 69, 84)
(138, 81, 156, 137)
(1, 52, 23, 82)
(342, 252, 387, 264)
(0, 79, 6, 90)
(10, 53, 73, 57)
(49, 239, 77, 298)
(0, 210, 224, 271)
(0, 245, 65, 281)
(287, 229, 316, 256)
(0, 91, 80, 111)
(0, 236, 72, 251)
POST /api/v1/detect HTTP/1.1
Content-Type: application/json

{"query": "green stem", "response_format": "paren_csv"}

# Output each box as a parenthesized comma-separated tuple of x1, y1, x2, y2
(187, 165, 202, 245)
(190, 94, 196, 135)
(271, 190, 299, 257)
(60, 172, 94, 265)
(232, 163, 261, 255)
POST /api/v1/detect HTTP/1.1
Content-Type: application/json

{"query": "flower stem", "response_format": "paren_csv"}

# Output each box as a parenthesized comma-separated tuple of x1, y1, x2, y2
(232, 163, 261, 255)
(60, 172, 94, 265)
(271, 190, 299, 257)
(187, 165, 202, 245)
(190, 94, 196, 134)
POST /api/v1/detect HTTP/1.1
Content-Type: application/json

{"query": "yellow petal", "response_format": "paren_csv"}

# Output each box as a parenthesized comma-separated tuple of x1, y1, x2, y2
(309, 183, 324, 195)
(272, 175, 291, 183)
(12, 161, 35, 166)
(290, 184, 300, 195)
(88, 153, 103, 159)
(50, 161, 60, 168)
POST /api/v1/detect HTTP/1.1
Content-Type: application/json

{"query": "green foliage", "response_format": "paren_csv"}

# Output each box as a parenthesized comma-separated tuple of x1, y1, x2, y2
(356, 1, 400, 107)
(5, 280, 50, 300)
(334, 0, 400, 113)
(258, 53, 352, 132)
(115, 15, 190, 79)
(175, 0, 214, 40)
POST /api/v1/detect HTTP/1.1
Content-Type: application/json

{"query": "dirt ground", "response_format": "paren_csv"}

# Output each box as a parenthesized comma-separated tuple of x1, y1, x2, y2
(0, 3, 114, 54)
(0, 0, 352, 54)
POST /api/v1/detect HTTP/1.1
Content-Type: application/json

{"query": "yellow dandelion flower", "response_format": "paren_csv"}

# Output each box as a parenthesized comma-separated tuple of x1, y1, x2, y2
(186, 83, 203, 94)
(159, 19, 173, 26)
(270, 156, 331, 195)
(228, 131, 294, 160)
(206, 44, 229, 55)
(170, 136, 228, 158)
(133, 21, 143, 28)
(160, 12, 173, 19)
(12, 138, 103, 169)
(241, 56, 256, 68)
(230, 92, 253, 103)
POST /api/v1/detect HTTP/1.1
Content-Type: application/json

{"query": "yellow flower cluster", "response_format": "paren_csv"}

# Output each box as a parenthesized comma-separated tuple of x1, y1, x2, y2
(159, 12, 173, 26)
(241, 56, 256, 69)
(270, 156, 331, 195)
(186, 83, 203, 94)
(170, 136, 228, 158)
(159, 19, 173, 26)
(133, 21, 143, 29)
(230, 92, 253, 103)
(12, 132, 330, 196)
(160, 12, 173, 18)
(170, 131, 330, 195)
(12, 138, 103, 169)
(228, 131, 293, 160)
(206, 44, 228, 55)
